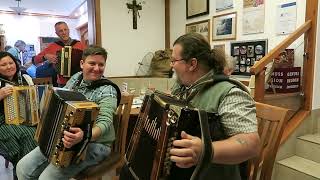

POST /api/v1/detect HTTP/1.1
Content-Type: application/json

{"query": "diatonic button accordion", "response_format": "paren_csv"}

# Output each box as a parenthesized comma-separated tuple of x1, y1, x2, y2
(4, 86, 39, 126)
(125, 91, 216, 180)
(35, 87, 99, 167)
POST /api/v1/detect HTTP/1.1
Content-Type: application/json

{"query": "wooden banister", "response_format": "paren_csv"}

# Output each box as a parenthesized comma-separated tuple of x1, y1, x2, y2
(280, 110, 310, 144)
(250, 20, 312, 75)
(254, 69, 266, 102)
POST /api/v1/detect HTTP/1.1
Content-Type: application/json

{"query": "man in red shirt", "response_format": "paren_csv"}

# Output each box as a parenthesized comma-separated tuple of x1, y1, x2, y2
(34, 21, 86, 86)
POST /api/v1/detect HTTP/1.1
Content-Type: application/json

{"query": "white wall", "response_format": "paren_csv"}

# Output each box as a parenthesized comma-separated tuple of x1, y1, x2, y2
(312, 2, 320, 109)
(0, 14, 80, 54)
(170, 0, 306, 68)
(100, 0, 165, 77)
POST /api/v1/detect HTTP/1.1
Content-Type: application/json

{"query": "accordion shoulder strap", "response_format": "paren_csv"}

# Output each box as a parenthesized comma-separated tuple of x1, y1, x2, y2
(76, 73, 121, 106)
(191, 110, 213, 180)
(54, 40, 80, 47)
(212, 74, 250, 94)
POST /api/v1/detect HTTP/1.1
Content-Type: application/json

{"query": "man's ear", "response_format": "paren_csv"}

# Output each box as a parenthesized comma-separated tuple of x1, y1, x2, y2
(189, 58, 198, 71)
(80, 59, 84, 69)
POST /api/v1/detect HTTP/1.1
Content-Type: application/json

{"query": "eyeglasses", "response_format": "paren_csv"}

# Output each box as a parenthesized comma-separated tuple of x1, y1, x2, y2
(170, 58, 184, 65)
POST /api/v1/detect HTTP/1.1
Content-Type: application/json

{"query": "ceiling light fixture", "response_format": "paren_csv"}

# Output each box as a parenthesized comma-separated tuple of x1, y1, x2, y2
(9, 0, 27, 15)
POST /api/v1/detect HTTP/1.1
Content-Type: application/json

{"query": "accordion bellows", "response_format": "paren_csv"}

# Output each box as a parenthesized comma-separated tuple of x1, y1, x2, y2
(35, 87, 99, 167)
(126, 91, 215, 179)
(56, 46, 72, 77)
(4, 86, 39, 126)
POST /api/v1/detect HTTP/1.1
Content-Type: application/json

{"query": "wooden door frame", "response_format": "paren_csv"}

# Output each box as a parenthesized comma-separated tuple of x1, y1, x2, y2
(87, 0, 101, 46)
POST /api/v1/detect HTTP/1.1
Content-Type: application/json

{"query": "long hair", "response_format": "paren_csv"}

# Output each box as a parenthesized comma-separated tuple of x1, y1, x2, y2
(173, 33, 226, 74)
(0, 51, 21, 83)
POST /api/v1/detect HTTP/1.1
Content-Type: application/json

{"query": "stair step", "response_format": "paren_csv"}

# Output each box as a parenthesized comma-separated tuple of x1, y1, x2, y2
(277, 156, 320, 179)
(298, 134, 320, 144)
(296, 134, 320, 164)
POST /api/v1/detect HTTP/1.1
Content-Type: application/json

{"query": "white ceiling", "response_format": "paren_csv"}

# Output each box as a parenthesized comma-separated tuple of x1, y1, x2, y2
(0, 0, 86, 16)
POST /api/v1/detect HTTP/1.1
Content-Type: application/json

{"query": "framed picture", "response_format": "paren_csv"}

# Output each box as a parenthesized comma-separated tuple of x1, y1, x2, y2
(212, 12, 237, 41)
(186, 19, 210, 41)
(213, 44, 225, 54)
(230, 39, 268, 76)
(274, 49, 294, 68)
(216, 0, 234, 12)
(39, 37, 60, 51)
(186, 0, 209, 19)
(243, 0, 265, 35)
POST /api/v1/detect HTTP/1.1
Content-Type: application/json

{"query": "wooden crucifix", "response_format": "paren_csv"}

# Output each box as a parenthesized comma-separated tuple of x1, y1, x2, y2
(126, 0, 142, 29)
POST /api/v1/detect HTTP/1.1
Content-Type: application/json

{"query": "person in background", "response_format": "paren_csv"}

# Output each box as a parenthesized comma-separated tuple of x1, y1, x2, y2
(223, 55, 236, 76)
(34, 21, 85, 87)
(4, 45, 12, 52)
(26, 56, 37, 78)
(7, 40, 26, 65)
(0, 51, 37, 180)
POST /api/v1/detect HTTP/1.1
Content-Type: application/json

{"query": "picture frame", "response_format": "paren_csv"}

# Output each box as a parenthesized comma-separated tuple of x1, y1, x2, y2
(230, 39, 268, 76)
(186, 0, 209, 19)
(213, 44, 225, 54)
(212, 12, 237, 41)
(186, 19, 210, 42)
(216, 0, 234, 12)
(39, 37, 60, 51)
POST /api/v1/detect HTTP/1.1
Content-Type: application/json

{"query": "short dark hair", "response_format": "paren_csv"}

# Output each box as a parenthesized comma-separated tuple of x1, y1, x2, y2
(55, 21, 67, 27)
(173, 33, 226, 73)
(4, 45, 12, 51)
(82, 45, 108, 61)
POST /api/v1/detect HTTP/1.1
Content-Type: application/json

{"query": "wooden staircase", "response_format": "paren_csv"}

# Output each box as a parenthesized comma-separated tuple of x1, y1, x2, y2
(273, 109, 320, 180)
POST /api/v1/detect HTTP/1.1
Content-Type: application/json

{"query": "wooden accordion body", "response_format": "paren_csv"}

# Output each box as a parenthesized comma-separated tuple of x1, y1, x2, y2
(126, 91, 215, 180)
(35, 87, 99, 167)
(56, 46, 72, 77)
(4, 86, 39, 126)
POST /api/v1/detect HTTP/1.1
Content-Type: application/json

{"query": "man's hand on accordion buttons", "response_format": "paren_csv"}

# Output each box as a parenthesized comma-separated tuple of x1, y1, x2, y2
(62, 127, 84, 148)
(44, 54, 58, 64)
(0, 87, 13, 100)
(169, 131, 202, 168)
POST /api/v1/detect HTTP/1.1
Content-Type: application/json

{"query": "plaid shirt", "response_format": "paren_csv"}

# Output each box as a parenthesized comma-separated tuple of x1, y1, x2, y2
(64, 72, 118, 146)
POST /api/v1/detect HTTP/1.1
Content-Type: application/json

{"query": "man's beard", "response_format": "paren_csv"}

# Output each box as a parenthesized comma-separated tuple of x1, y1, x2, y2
(172, 70, 182, 85)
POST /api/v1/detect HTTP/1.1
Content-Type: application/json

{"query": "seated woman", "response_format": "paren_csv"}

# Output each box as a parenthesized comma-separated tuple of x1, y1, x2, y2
(0, 52, 37, 179)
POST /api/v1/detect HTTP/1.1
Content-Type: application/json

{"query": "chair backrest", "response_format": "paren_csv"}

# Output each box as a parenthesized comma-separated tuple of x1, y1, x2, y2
(248, 102, 289, 180)
(112, 94, 134, 157)
(32, 77, 52, 85)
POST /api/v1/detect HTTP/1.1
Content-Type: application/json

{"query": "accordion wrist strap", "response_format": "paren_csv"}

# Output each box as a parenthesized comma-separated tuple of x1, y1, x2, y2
(73, 123, 93, 164)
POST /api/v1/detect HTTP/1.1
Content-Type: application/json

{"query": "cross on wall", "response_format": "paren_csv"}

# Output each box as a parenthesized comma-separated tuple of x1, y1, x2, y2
(126, 0, 142, 29)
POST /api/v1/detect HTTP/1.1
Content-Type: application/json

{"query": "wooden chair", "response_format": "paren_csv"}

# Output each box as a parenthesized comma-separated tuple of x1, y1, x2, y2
(75, 94, 134, 180)
(32, 77, 52, 85)
(247, 102, 289, 180)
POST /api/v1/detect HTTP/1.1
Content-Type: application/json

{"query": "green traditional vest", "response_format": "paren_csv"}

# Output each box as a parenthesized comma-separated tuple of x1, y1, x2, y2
(171, 74, 249, 180)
